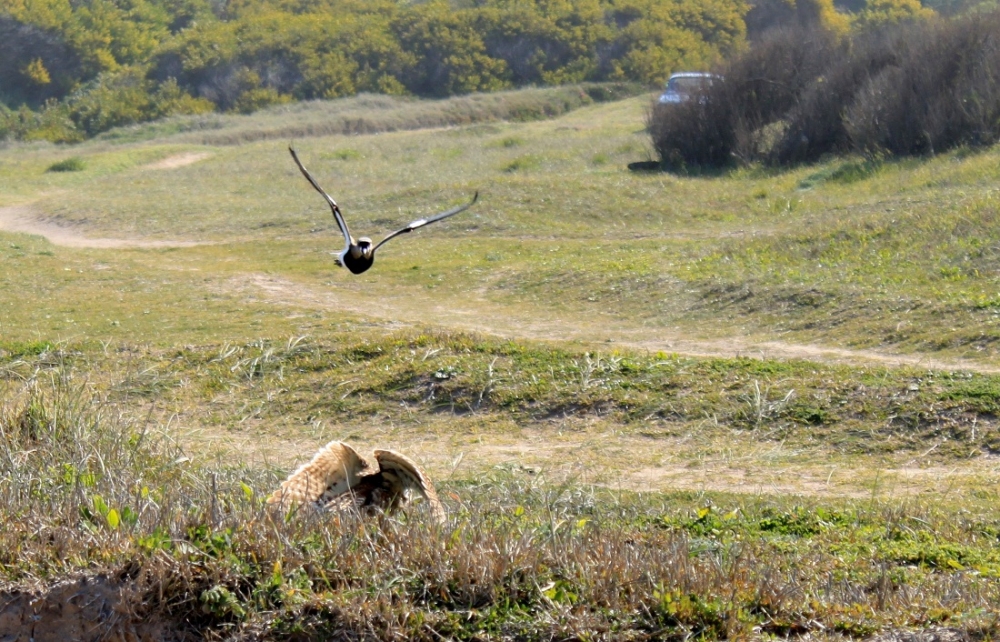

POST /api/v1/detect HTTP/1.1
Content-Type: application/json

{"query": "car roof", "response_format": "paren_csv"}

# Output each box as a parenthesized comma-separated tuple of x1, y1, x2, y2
(669, 72, 716, 78)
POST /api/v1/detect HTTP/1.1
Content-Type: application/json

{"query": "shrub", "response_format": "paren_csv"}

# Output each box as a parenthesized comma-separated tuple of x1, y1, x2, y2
(854, 0, 936, 28)
(769, 27, 898, 163)
(650, 94, 736, 169)
(392, 3, 510, 97)
(723, 26, 838, 162)
(0, 103, 12, 142)
(845, 14, 1000, 155)
(46, 157, 86, 172)
(4, 101, 83, 143)
(72, 71, 211, 135)
(650, 9, 1000, 169)
(0, 15, 89, 107)
(651, 26, 838, 169)
(745, 0, 850, 39)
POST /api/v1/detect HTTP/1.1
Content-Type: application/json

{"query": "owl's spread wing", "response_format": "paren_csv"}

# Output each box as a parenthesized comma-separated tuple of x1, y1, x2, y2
(268, 440, 372, 512)
(373, 449, 446, 523)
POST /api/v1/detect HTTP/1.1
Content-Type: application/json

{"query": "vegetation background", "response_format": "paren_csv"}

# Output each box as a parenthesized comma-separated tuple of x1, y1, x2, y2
(0, 0, 972, 143)
(1, 0, 748, 141)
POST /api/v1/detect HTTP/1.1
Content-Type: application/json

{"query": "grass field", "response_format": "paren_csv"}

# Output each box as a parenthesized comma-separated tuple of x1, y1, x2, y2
(3, 85, 1000, 639)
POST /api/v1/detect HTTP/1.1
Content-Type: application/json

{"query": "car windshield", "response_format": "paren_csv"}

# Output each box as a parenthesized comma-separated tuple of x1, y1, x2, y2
(667, 76, 711, 93)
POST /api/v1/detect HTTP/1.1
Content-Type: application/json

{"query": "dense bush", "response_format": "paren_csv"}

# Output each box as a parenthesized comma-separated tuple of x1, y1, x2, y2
(650, 26, 839, 168)
(845, 14, 1000, 155)
(150, 0, 748, 104)
(65, 69, 214, 135)
(0, 101, 81, 142)
(745, 0, 850, 38)
(0, 15, 87, 106)
(648, 86, 735, 168)
(651, 9, 1000, 169)
(769, 27, 895, 163)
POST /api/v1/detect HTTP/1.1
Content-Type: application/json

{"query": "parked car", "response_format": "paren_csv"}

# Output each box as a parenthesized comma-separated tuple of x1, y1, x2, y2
(658, 72, 719, 104)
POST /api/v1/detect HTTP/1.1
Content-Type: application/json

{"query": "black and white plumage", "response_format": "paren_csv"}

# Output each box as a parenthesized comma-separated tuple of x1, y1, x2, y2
(289, 147, 479, 274)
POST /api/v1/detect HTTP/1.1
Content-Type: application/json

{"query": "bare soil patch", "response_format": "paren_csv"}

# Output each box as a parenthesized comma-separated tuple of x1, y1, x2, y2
(0, 575, 181, 642)
(0, 205, 205, 249)
(141, 151, 212, 170)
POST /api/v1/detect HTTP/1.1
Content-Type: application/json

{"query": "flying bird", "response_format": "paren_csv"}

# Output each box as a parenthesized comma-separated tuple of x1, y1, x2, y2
(289, 146, 478, 274)
(267, 440, 446, 523)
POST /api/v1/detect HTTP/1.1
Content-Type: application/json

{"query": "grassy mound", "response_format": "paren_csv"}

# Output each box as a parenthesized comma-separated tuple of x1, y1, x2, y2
(96, 83, 642, 145)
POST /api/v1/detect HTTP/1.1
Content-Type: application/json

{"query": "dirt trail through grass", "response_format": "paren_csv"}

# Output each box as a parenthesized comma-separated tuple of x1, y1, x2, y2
(239, 273, 1000, 373)
(0, 204, 206, 248)
(3, 192, 988, 373)
(193, 272, 1000, 501)
(140, 150, 213, 169)
(2, 206, 996, 499)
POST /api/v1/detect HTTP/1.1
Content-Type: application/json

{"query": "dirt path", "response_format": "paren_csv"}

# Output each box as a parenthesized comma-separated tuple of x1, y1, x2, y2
(0, 204, 204, 249)
(237, 273, 1000, 373)
(141, 151, 213, 170)
(1, 204, 996, 499)
(3, 194, 993, 373)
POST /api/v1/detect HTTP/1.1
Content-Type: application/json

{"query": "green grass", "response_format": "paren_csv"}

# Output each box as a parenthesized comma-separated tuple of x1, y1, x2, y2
(1, 333, 994, 451)
(45, 156, 86, 172)
(10, 96, 1000, 362)
(5, 85, 1000, 638)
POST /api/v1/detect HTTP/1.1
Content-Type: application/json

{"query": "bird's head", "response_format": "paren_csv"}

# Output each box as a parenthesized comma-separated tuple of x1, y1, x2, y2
(356, 237, 374, 258)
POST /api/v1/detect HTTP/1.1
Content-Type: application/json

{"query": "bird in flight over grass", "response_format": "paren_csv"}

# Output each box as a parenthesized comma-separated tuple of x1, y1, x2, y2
(289, 146, 479, 274)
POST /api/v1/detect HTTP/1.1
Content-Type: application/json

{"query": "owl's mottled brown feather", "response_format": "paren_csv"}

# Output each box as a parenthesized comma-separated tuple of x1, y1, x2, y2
(373, 449, 446, 523)
(269, 441, 445, 523)
(266, 441, 372, 512)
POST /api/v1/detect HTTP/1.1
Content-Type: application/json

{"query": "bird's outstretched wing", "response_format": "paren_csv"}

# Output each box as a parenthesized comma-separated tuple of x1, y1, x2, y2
(289, 147, 353, 258)
(267, 440, 372, 512)
(372, 191, 479, 254)
(373, 449, 446, 523)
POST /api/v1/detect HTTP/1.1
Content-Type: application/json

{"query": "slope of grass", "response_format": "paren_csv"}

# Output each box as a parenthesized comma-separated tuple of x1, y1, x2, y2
(3, 331, 1000, 508)
(7, 333, 999, 458)
(93, 83, 642, 146)
(5, 90, 1000, 362)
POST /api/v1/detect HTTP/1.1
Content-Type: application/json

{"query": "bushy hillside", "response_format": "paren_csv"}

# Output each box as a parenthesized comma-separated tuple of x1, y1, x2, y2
(651, 9, 1000, 168)
(1, 0, 951, 144)
(0, 0, 747, 141)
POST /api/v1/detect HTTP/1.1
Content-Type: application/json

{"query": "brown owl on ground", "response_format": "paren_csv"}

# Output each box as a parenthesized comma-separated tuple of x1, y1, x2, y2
(267, 441, 446, 523)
